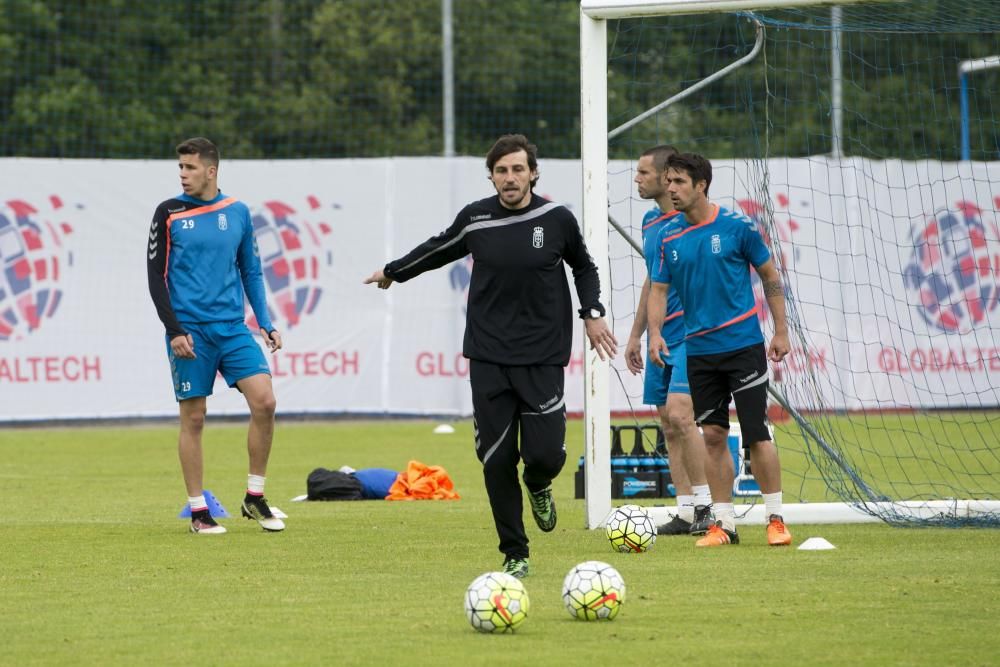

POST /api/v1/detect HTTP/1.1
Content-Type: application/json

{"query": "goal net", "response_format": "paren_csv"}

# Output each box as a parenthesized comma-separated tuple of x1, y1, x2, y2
(581, 0, 1000, 527)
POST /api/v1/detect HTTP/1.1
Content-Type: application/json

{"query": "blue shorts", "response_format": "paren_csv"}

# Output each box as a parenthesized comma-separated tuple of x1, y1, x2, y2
(643, 340, 690, 406)
(166, 320, 271, 401)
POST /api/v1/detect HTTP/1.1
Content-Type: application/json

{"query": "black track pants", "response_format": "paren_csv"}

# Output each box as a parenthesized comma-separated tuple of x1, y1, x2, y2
(470, 360, 567, 559)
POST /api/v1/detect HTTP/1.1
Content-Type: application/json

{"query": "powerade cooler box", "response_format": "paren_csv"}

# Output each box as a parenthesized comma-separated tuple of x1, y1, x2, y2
(575, 424, 673, 499)
(574, 422, 761, 499)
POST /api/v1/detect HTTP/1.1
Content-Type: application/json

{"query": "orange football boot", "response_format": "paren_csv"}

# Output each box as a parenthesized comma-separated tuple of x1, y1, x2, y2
(767, 514, 793, 546)
(695, 521, 739, 547)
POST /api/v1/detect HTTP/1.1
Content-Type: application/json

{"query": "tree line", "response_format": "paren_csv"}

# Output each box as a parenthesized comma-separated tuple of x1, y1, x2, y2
(1, 0, 996, 160)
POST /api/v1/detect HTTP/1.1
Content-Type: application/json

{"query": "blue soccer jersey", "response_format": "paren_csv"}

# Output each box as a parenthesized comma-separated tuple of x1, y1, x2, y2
(147, 192, 273, 336)
(651, 203, 770, 356)
(641, 207, 685, 348)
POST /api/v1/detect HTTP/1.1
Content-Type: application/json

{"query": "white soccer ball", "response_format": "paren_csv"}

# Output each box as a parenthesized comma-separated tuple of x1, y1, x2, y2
(605, 504, 657, 552)
(463, 571, 530, 633)
(562, 560, 626, 621)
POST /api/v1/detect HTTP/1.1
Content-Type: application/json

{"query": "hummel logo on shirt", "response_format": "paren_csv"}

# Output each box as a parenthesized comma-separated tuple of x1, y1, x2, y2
(470, 213, 492, 222)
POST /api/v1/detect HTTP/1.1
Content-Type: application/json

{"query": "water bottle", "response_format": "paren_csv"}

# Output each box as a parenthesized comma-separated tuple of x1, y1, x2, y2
(611, 454, 627, 475)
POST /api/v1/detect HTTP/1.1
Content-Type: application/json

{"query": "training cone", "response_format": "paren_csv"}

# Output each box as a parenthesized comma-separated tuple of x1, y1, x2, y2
(177, 489, 231, 519)
(797, 537, 836, 551)
(433, 423, 456, 434)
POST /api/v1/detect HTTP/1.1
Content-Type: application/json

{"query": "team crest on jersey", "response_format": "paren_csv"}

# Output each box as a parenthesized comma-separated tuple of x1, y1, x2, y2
(532, 226, 544, 248)
(711, 234, 721, 254)
(218, 213, 228, 230)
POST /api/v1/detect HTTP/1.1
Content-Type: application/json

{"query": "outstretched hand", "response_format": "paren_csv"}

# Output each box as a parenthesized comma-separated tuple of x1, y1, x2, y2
(584, 318, 618, 361)
(363, 269, 394, 290)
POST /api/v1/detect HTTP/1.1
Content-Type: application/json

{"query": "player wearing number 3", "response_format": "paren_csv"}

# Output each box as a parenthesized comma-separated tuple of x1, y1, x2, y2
(647, 152, 793, 547)
(626, 144, 714, 538)
(147, 137, 285, 535)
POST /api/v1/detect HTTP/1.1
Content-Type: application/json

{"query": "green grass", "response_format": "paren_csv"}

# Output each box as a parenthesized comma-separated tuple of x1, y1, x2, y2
(777, 411, 1000, 503)
(2, 419, 999, 666)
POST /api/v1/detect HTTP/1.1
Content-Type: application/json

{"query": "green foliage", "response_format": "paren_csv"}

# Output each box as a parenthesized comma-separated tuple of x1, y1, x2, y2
(8, 68, 99, 155)
(306, 1, 441, 156)
(0, 1, 996, 159)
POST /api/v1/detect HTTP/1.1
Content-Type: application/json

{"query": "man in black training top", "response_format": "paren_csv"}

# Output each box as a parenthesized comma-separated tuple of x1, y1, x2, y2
(364, 134, 617, 578)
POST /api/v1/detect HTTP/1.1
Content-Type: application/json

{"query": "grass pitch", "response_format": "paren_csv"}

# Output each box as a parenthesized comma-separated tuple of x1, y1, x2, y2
(2, 418, 999, 666)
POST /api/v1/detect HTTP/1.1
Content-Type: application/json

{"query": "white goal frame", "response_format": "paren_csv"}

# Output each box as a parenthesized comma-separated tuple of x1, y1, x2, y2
(577, 0, 924, 529)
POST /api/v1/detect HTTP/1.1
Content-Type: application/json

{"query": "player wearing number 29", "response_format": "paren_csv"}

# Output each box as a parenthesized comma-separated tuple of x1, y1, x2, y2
(364, 134, 618, 578)
(146, 137, 285, 535)
(647, 152, 793, 547)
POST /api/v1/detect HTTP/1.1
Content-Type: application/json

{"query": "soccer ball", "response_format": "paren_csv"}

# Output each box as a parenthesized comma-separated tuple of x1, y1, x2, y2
(605, 504, 657, 552)
(562, 560, 626, 621)
(463, 572, 530, 633)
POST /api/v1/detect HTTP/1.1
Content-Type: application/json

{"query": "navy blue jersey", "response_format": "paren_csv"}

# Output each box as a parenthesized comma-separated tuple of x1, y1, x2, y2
(147, 192, 273, 337)
(384, 194, 603, 366)
(652, 204, 770, 355)
(641, 207, 685, 348)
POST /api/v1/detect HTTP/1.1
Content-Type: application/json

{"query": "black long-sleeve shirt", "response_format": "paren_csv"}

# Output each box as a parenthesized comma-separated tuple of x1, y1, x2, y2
(384, 194, 604, 366)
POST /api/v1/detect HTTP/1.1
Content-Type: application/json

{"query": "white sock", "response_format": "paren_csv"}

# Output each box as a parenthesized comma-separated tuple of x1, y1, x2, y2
(763, 492, 783, 519)
(188, 494, 208, 512)
(715, 502, 735, 532)
(692, 484, 712, 507)
(676, 495, 695, 522)
(247, 474, 266, 495)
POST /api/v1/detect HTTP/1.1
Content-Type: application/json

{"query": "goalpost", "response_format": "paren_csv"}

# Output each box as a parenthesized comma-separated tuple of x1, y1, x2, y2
(580, 0, 1000, 528)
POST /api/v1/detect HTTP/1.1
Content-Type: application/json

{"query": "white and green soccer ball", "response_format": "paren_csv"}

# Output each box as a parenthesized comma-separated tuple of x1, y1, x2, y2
(562, 560, 626, 621)
(605, 504, 657, 552)
(464, 571, 530, 633)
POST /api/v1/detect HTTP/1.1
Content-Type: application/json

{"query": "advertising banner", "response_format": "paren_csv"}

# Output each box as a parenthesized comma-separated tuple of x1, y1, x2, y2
(1, 157, 997, 420)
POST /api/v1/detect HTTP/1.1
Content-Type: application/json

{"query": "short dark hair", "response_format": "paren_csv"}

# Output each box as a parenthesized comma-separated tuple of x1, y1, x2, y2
(666, 152, 712, 195)
(486, 134, 539, 186)
(176, 137, 220, 167)
(640, 144, 679, 173)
